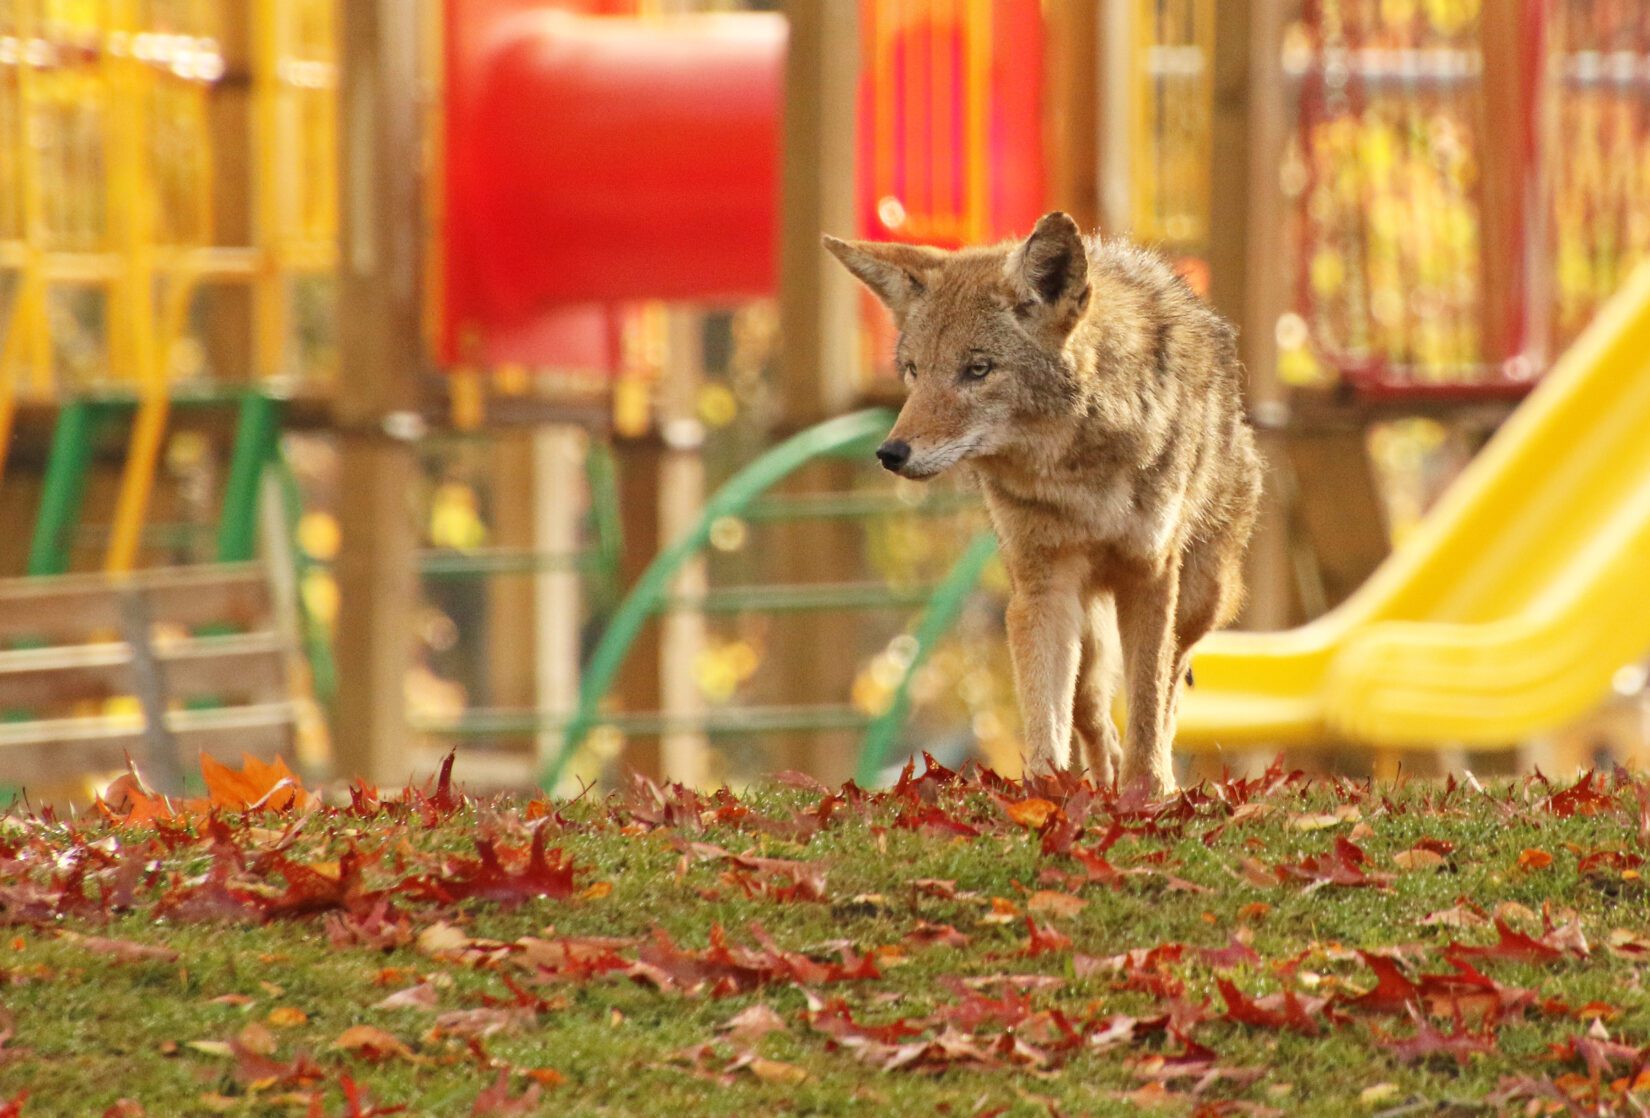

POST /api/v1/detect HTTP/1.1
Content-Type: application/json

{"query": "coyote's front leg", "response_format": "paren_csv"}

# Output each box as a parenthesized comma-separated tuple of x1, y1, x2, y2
(1117, 560, 1181, 795)
(1004, 560, 1084, 777)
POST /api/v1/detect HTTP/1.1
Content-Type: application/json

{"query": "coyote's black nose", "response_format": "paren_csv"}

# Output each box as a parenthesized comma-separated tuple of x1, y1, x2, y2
(876, 440, 910, 473)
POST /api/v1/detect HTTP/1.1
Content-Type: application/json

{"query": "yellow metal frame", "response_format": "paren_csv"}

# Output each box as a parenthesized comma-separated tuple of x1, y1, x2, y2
(0, 0, 338, 570)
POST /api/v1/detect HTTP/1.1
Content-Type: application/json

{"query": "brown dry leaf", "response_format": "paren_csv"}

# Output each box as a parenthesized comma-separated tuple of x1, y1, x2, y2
(236, 1022, 277, 1057)
(981, 897, 1021, 925)
(525, 1068, 566, 1087)
(1421, 904, 1488, 930)
(748, 1057, 809, 1085)
(579, 881, 613, 901)
(1290, 813, 1343, 832)
(196, 1093, 239, 1113)
(1393, 849, 1447, 872)
(1005, 798, 1058, 829)
(209, 994, 255, 1008)
(720, 1004, 788, 1043)
(186, 1040, 234, 1058)
(265, 1007, 308, 1029)
(332, 1024, 421, 1063)
(1494, 901, 1541, 928)
(1026, 890, 1088, 919)
(58, 932, 179, 964)
(374, 982, 440, 1011)
(1237, 902, 1271, 922)
(416, 922, 474, 957)
(1517, 848, 1554, 871)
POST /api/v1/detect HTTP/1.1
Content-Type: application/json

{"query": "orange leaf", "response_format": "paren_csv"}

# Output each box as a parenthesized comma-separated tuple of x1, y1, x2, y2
(1517, 848, 1554, 871)
(200, 753, 309, 812)
(524, 1068, 566, 1087)
(332, 1024, 420, 1063)
(1393, 848, 1447, 872)
(1026, 890, 1088, 919)
(266, 1007, 308, 1029)
(1005, 798, 1058, 829)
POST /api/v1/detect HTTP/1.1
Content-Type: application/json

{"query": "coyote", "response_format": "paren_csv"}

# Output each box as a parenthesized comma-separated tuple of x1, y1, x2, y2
(825, 212, 1261, 793)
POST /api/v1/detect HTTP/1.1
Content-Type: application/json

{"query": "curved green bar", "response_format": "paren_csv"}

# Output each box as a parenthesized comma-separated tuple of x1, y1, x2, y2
(542, 407, 897, 789)
(854, 529, 999, 784)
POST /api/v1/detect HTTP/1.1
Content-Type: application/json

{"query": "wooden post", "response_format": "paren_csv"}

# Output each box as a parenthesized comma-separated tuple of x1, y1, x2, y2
(657, 310, 708, 786)
(332, 0, 425, 787)
(1206, 0, 1293, 631)
(773, 1, 864, 780)
(206, 5, 254, 383)
(1044, 0, 1102, 231)
(1478, 2, 1539, 370)
(1097, 0, 1138, 236)
(777, 0, 860, 425)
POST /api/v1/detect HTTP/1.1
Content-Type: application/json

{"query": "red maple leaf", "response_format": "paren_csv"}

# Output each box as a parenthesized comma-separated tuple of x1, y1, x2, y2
(1275, 836, 1391, 890)
(1375, 1005, 1497, 1066)
(470, 1069, 544, 1116)
(1342, 952, 1422, 1014)
(806, 994, 927, 1044)
(1022, 915, 1073, 957)
(1446, 918, 1567, 965)
(405, 826, 576, 908)
(1540, 770, 1616, 818)
(1197, 935, 1261, 970)
(1216, 978, 1329, 1035)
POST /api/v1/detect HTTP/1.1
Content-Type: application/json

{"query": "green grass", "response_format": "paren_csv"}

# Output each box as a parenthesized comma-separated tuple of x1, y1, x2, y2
(4, 760, 1650, 1115)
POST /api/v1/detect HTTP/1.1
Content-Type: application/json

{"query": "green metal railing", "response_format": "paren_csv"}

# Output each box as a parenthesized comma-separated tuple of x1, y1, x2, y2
(27, 387, 284, 577)
(537, 407, 1000, 791)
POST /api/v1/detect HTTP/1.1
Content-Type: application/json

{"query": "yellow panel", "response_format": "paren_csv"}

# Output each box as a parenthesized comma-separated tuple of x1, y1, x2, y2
(1180, 262, 1650, 751)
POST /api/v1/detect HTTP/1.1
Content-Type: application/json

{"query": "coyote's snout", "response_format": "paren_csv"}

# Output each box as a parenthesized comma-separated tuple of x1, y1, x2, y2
(825, 212, 1262, 794)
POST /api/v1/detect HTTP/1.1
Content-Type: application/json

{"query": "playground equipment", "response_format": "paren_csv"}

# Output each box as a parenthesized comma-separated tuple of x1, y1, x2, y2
(0, 563, 305, 793)
(441, 0, 1045, 365)
(0, 0, 337, 563)
(1178, 262, 1650, 751)
(534, 408, 993, 789)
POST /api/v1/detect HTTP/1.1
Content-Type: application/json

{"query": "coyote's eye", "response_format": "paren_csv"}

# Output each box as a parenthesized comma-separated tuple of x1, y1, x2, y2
(963, 358, 994, 380)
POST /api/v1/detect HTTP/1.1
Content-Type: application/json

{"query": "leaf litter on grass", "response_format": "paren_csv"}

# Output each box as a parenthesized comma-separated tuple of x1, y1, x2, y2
(3, 753, 1650, 1113)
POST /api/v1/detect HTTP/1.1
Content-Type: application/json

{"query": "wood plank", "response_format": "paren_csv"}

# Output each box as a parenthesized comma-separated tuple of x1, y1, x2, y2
(0, 565, 271, 642)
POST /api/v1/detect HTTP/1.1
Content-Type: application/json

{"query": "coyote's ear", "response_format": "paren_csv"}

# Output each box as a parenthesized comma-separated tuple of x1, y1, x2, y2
(1006, 211, 1090, 334)
(822, 235, 944, 319)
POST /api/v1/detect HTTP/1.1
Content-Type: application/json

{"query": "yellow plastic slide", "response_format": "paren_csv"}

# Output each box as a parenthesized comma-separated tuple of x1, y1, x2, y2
(1178, 263, 1650, 751)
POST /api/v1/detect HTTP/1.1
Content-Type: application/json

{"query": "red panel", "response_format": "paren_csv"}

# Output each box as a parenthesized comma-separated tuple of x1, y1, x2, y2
(442, 6, 785, 366)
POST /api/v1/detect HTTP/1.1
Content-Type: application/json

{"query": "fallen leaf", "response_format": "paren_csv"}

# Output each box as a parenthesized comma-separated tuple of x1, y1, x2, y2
(332, 1024, 420, 1063)
(470, 1068, 543, 1116)
(720, 1004, 787, 1043)
(265, 1007, 308, 1029)
(1004, 798, 1058, 829)
(374, 983, 440, 1011)
(1517, 848, 1554, 871)
(58, 932, 179, 964)
(1025, 890, 1087, 919)
(1393, 848, 1447, 872)
(1359, 1083, 1400, 1106)
(746, 1056, 809, 1085)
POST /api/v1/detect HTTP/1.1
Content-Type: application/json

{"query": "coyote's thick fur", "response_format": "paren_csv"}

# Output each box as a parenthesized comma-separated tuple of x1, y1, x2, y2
(825, 212, 1261, 793)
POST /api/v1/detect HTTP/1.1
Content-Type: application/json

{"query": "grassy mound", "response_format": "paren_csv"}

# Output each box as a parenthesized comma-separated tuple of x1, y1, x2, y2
(3, 756, 1650, 1115)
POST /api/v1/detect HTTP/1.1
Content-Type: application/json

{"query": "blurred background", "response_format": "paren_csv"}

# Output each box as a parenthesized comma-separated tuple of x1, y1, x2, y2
(2, 0, 1648, 804)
